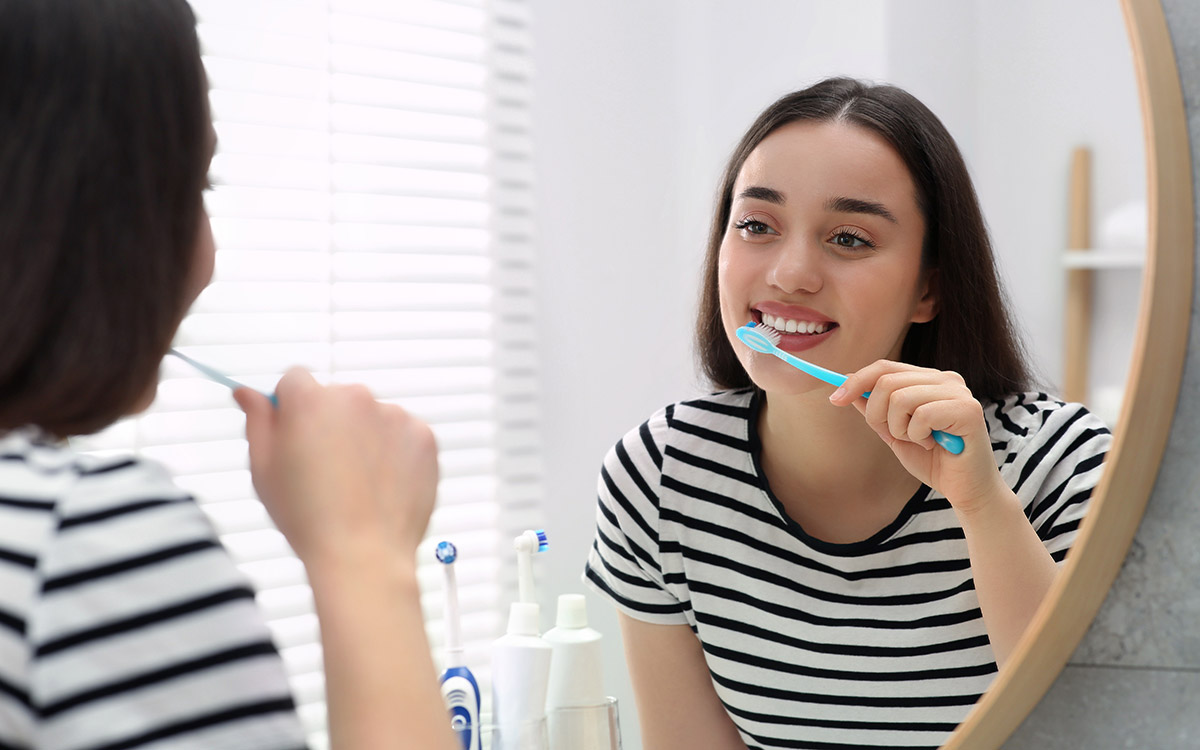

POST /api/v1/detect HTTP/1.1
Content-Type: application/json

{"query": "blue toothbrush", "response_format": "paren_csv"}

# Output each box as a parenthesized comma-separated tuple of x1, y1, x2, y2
(734, 322, 965, 455)
(169, 349, 278, 407)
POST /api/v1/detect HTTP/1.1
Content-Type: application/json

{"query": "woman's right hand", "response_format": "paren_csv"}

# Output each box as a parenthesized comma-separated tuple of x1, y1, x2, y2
(233, 367, 439, 573)
(237, 369, 458, 750)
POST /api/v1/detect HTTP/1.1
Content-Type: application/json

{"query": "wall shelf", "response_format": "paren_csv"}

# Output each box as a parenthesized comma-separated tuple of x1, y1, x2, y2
(1063, 249, 1146, 269)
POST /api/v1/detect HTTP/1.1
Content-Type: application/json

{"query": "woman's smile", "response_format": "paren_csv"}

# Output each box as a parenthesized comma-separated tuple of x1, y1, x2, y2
(752, 303, 840, 353)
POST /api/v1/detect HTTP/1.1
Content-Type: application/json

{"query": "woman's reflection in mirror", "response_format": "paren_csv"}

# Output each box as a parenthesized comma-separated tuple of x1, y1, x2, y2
(583, 77, 1112, 750)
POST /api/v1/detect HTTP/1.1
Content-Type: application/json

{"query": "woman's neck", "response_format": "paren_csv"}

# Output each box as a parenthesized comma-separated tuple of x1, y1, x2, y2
(757, 388, 923, 543)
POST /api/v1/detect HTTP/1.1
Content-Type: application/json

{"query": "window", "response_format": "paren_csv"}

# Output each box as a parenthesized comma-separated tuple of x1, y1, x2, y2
(73, 0, 536, 746)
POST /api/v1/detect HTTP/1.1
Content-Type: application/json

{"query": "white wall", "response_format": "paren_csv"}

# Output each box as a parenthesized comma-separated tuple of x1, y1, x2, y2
(528, 3, 1141, 748)
(970, 0, 1145, 414)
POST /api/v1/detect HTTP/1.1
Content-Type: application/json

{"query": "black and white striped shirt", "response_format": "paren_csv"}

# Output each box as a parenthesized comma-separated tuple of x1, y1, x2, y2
(0, 428, 307, 750)
(584, 389, 1109, 750)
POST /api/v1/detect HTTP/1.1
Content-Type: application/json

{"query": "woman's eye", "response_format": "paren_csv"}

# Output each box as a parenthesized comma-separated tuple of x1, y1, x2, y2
(830, 231, 875, 249)
(733, 219, 776, 236)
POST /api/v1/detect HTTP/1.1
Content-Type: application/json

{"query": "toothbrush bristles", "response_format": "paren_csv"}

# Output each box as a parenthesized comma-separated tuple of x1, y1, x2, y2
(750, 322, 781, 345)
(535, 529, 549, 552)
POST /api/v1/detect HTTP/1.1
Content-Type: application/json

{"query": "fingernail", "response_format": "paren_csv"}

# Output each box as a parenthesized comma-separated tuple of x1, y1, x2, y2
(830, 386, 846, 401)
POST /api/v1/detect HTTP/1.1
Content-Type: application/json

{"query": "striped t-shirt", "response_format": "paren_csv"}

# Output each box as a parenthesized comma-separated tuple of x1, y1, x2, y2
(0, 428, 307, 750)
(584, 389, 1110, 750)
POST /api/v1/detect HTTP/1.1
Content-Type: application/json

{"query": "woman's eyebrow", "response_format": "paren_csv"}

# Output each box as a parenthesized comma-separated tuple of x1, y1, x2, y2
(826, 196, 898, 224)
(736, 185, 785, 204)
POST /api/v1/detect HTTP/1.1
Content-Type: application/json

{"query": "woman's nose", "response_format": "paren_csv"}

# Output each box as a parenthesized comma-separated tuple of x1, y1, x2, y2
(767, 239, 823, 294)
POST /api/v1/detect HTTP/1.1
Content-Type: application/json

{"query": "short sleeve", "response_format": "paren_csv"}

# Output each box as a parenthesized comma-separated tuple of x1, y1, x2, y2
(28, 455, 307, 750)
(583, 411, 689, 626)
(998, 398, 1112, 563)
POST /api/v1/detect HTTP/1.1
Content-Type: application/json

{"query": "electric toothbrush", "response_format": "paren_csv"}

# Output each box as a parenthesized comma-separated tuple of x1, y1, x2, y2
(436, 541, 481, 750)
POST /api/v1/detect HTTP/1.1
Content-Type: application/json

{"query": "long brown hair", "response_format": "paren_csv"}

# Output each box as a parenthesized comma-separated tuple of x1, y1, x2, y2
(696, 77, 1031, 399)
(0, 0, 211, 436)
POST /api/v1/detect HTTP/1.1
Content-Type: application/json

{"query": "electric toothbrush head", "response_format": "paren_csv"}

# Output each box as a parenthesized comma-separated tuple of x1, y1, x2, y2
(513, 528, 549, 553)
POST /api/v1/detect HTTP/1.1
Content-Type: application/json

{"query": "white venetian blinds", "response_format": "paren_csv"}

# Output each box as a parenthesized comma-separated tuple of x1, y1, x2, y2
(74, 0, 537, 747)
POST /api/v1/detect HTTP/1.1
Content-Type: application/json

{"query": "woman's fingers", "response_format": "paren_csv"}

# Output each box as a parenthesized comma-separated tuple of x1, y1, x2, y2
(234, 367, 439, 567)
(831, 361, 1003, 509)
(900, 390, 978, 449)
(233, 385, 277, 494)
(864, 372, 940, 437)
(833, 360, 975, 449)
(272, 366, 322, 410)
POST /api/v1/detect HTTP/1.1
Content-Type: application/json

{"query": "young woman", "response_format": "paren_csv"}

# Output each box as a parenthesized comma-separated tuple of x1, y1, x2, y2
(0, 1, 455, 748)
(584, 78, 1110, 750)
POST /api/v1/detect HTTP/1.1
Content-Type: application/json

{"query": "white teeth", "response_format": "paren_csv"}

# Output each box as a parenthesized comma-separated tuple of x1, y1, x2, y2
(760, 314, 831, 335)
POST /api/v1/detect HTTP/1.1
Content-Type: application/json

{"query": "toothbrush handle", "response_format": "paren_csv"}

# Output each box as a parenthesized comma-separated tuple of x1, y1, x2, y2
(773, 349, 849, 389)
(169, 349, 278, 407)
(931, 430, 965, 455)
(859, 389, 965, 455)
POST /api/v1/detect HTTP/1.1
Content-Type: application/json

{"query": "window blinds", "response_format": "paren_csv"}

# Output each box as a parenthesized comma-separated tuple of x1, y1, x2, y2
(72, 0, 537, 746)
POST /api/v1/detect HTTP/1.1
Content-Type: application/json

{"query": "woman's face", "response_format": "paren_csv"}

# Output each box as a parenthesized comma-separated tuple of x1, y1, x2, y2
(718, 120, 937, 396)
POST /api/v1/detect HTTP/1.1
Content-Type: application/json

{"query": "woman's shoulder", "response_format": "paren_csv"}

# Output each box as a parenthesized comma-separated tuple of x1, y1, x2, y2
(600, 389, 757, 482)
(2, 427, 84, 476)
(613, 389, 757, 449)
(981, 392, 1110, 450)
(0, 427, 192, 517)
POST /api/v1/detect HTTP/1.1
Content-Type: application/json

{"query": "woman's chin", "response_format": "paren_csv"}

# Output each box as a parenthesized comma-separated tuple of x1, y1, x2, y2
(747, 364, 837, 399)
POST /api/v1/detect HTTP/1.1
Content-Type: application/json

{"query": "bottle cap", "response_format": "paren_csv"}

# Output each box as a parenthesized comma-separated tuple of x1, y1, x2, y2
(507, 601, 541, 636)
(555, 594, 589, 629)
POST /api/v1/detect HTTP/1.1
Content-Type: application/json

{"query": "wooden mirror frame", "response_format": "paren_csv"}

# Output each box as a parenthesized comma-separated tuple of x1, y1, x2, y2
(943, 0, 1194, 747)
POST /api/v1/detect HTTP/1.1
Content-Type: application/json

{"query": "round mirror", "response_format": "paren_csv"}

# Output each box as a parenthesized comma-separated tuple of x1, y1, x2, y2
(533, 0, 1189, 747)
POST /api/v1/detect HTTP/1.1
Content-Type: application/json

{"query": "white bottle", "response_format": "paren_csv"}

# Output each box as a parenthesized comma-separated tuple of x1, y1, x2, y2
(543, 594, 605, 708)
(543, 594, 613, 750)
(491, 601, 553, 750)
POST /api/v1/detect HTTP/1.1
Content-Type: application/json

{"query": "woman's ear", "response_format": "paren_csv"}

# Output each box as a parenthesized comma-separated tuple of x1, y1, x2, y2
(911, 268, 940, 323)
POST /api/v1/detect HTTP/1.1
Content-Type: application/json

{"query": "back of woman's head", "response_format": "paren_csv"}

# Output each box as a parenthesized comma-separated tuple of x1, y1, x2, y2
(0, 0, 210, 437)
(696, 77, 1032, 399)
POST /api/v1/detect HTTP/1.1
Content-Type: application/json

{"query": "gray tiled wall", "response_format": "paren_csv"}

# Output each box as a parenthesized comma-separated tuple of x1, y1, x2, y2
(1006, 1, 1200, 747)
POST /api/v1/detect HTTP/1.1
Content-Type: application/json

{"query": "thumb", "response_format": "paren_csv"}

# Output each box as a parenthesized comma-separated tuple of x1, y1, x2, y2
(233, 387, 275, 472)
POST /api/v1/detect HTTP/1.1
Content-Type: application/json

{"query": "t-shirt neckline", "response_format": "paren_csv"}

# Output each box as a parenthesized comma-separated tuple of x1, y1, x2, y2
(745, 388, 932, 555)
